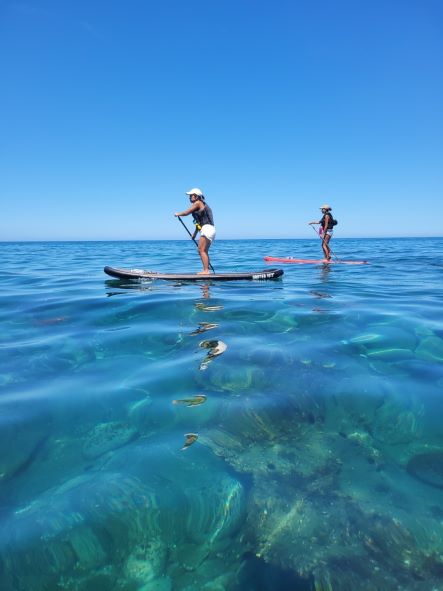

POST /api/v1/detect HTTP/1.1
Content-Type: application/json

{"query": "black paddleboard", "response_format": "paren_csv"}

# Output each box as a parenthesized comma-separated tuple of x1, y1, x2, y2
(104, 266, 284, 281)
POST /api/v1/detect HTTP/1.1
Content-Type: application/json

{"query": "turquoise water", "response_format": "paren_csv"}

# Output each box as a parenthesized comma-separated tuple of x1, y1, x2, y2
(1, 238, 443, 591)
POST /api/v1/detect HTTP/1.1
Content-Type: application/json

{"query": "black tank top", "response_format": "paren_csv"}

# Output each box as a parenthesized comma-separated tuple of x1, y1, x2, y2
(192, 203, 214, 227)
(320, 212, 334, 230)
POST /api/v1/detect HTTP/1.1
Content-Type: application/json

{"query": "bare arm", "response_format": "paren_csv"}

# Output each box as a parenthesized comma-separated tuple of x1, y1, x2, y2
(174, 203, 200, 217)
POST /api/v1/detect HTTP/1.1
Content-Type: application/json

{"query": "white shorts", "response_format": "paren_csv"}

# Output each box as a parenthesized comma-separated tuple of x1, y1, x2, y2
(200, 224, 216, 243)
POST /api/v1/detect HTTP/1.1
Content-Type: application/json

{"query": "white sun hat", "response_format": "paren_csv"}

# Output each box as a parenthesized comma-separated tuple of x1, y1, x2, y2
(186, 188, 204, 197)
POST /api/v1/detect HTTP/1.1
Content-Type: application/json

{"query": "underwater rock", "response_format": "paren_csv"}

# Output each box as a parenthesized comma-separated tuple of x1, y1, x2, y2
(199, 385, 331, 482)
(237, 554, 312, 591)
(414, 325, 434, 338)
(348, 332, 381, 344)
(360, 325, 417, 352)
(218, 396, 287, 442)
(200, 427, 245, 460)
(368, 360, 410, 378)
(184, 474, 245, 546)
(128, 396, 176, 433)
(201, 364, 266, 393)
(346, 431, 382, 464)
(203, 421, 339, 487)
(82, 421, 138, 459)
(0, 417, 48, 484)
(244, 343, 296, 368)
(324, 375, 386, 436)
(372, 398, 423, 445)
(176, 542, 210, 571)
(0, 472, 164, 591)
(122, 541, 169, 588)
(105, 441, 246, 549)
(128, 394, 152, 417)
(247, 478, 443, 591)
(259, 310, 299, 333)
(406, 452, 443, 489)
(59, 568, 121, 591)
(365, 347, 414, 361)
(415, 336, 443, 362)
(139, 576, 172, 591)
(213, 388, 322, 446)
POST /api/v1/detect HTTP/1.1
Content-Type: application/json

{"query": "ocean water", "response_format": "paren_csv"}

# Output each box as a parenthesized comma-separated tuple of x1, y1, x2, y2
(1, 238, 443, 591)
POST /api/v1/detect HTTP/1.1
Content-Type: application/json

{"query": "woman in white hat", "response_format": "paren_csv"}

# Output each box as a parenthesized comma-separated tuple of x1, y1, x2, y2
(174, 188, 216, 274)
(309, 204, 335, 261)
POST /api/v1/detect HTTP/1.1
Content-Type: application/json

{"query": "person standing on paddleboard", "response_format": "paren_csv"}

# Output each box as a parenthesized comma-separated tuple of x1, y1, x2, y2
(309, 204, 335, 261)
(174, 188, 216, 274)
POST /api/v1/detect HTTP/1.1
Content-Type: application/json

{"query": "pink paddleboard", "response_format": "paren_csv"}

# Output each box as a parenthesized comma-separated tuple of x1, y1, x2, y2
(264, 256, 368, 265)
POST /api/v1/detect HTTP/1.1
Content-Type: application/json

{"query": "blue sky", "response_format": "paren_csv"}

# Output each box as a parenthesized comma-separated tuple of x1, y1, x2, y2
(1, 0, 441, 240)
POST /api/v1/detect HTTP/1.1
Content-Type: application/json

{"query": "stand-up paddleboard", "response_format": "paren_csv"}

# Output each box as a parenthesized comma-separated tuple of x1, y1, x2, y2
(104, 266, 284, 281)
(264, 256, 368, 265)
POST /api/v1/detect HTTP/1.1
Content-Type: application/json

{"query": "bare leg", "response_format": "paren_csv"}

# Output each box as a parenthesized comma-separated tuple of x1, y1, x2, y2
(322, 234, 331, 260)
(197, 236, 211, 274)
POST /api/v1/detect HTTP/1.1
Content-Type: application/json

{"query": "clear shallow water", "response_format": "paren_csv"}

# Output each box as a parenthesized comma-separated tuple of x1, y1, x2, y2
(1, 238, 443, 591)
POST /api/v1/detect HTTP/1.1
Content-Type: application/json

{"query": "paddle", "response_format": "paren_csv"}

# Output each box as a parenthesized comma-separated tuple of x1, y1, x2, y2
(177, 217, 215, 273)
(310, 224, 340, 263)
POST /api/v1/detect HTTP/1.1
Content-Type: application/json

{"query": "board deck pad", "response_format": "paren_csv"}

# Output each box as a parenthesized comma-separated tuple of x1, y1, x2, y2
(104, 266, 284, 281)
(264, 256, 368, 265)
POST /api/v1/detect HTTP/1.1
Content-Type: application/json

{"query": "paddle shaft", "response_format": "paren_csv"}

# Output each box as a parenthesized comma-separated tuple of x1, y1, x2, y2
(177, 217, 215, 273)
(310, 224, 340, 262)
(178, 216, 198, 246)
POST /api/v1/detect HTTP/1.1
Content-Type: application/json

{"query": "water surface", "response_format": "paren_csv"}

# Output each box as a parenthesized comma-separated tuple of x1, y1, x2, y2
(1, 238, 443, 591)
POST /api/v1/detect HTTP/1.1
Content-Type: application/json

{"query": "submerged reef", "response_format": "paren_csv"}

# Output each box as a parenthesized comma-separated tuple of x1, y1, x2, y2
(407, 452, 443, 489)
(0, 447, 247, 591)
(2, 294, 443, 590)
(198, 365, 443, 590)
(0, 472, 160, 590)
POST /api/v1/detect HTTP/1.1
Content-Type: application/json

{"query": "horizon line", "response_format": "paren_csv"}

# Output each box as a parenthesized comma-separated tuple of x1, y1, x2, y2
(1, 236, 442, 243)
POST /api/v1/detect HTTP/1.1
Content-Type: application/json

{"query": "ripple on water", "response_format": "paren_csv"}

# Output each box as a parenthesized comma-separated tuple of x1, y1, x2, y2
(1, 239, 443, 590)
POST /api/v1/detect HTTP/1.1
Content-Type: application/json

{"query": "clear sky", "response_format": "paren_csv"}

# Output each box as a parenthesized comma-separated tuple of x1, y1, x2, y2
(1, 0, 441, 240)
